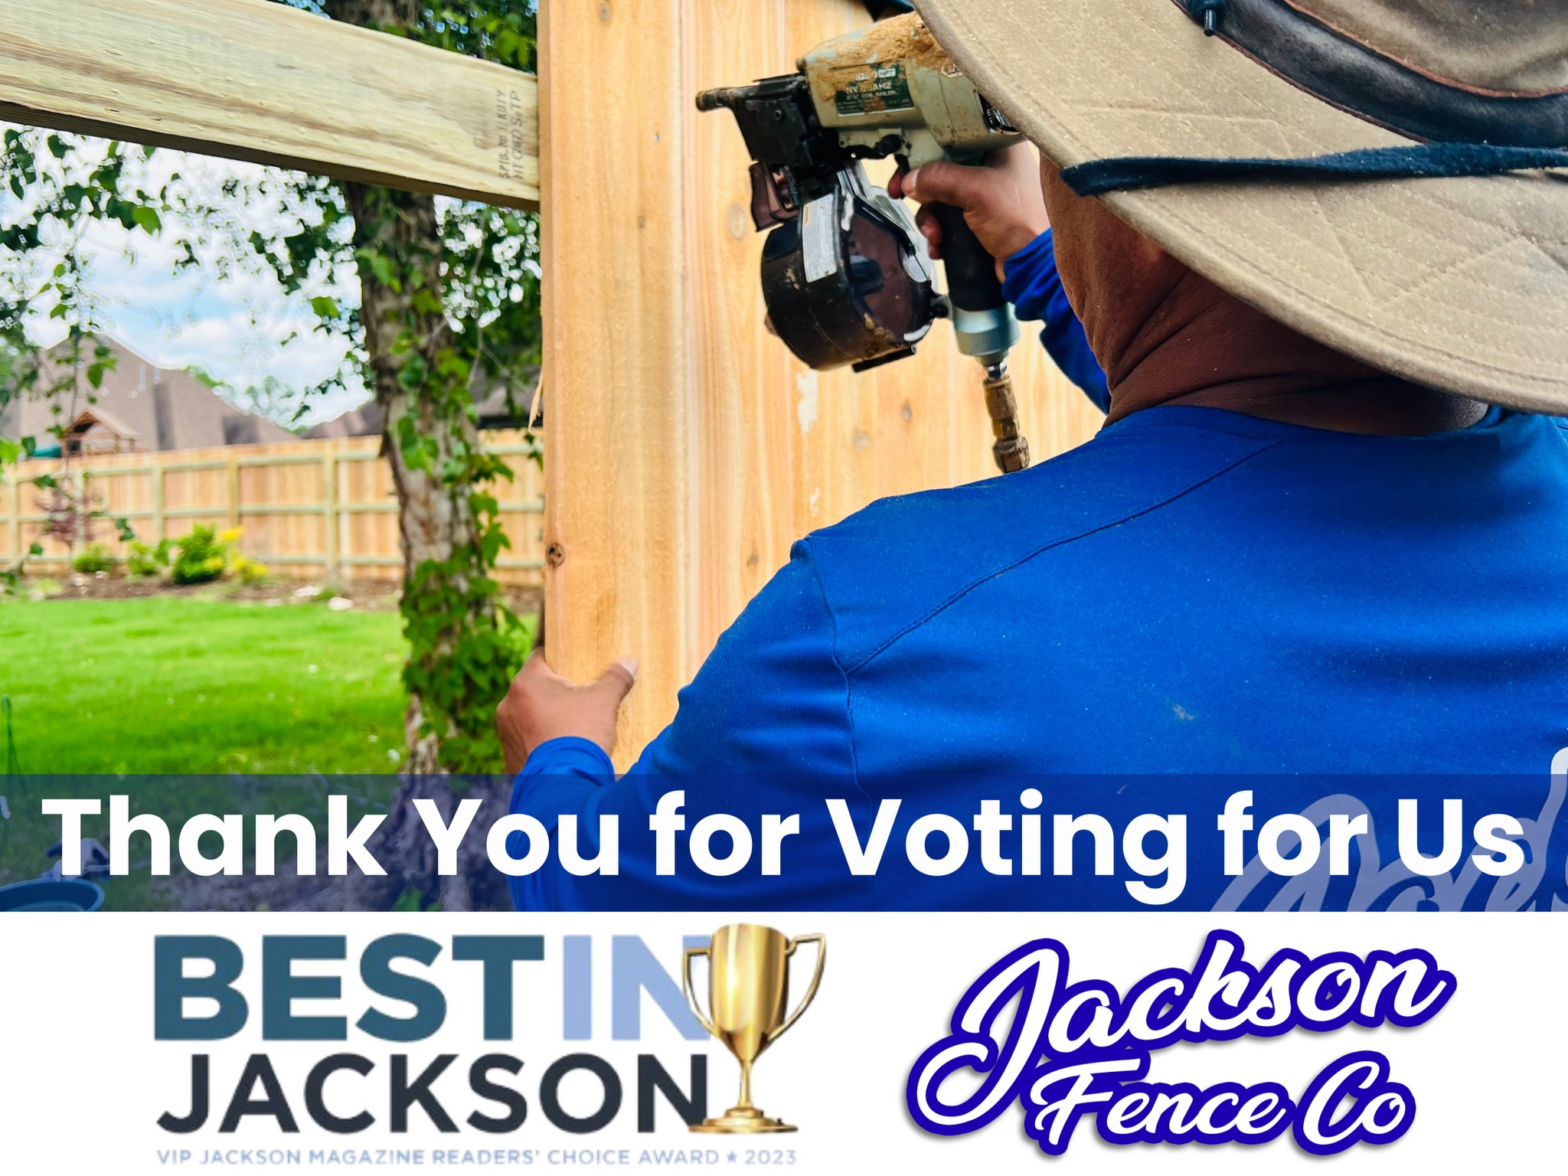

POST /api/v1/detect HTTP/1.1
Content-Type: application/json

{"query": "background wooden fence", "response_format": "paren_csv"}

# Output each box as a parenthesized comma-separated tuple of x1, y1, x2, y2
(0, 430, 545, 585)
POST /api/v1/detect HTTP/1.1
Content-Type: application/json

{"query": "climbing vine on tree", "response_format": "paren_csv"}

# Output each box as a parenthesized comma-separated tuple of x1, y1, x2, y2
(254, 0, 544, 775)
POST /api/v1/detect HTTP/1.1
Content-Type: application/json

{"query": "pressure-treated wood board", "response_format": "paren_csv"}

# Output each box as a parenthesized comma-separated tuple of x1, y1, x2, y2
(539, 0, 692, 763)
(543, 0, 1104, 766)
(0, 0, 538, 208)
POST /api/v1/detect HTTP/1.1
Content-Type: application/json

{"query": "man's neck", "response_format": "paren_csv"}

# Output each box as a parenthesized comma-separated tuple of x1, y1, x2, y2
(1103, 272, 1489, 436)
(1154, 379, 1491, 434)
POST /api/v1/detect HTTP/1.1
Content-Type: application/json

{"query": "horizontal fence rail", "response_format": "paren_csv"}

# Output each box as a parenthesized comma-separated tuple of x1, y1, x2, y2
(1, 431, 545, 585)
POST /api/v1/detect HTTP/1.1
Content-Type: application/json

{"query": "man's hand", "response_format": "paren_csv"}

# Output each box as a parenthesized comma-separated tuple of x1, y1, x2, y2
(891, 142, 1050, 280)
(496, 648, 639, 776)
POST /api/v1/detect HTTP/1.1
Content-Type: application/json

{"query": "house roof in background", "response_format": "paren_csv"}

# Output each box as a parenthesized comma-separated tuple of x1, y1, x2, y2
(0, 336, 295, 451)
(69, 404, 141, 440)
(301, 379, 539, 440)
(301, 400, 384, 440)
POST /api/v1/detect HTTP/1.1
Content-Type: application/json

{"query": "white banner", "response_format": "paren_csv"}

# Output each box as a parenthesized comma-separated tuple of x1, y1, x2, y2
(0, 913, 1561, 1172)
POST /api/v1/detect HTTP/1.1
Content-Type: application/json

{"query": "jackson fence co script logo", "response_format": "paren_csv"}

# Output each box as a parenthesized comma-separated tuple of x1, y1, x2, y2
(907, 930, 1454, 1157)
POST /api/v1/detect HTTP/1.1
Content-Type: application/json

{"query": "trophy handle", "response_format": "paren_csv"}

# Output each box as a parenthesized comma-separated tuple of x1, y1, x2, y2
(769, 933, 826, 1044)
(682, 945, 719, 1038)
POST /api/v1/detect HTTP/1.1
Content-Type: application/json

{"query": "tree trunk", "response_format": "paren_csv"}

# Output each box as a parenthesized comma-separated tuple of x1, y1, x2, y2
(323, 0, 411, 30)
(321, 0, 512, 912)
(341, 179, 491, 776)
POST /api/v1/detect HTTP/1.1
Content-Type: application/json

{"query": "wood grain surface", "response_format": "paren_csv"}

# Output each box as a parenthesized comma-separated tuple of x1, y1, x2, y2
(543, 0, 1104, 767)
(0, 0, 539, 207)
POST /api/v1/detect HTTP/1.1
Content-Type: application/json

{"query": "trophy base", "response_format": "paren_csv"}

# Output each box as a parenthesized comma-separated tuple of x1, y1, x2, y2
(690, 1106, 798, 1134)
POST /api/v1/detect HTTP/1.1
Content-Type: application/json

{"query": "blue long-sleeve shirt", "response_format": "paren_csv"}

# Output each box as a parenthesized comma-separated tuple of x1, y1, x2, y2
(1004, 229, 1110, 412)
(511, 405, 1568, 910)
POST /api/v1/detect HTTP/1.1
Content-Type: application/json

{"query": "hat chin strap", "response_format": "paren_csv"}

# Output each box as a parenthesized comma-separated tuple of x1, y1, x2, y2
(1061, 142, 1568, 197)
(1172, 0, 1568, 147)
(1053, 0, 1568, 195)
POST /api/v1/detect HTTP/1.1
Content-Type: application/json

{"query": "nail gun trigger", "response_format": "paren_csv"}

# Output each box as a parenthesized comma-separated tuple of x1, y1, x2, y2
(748, 163, 797, 231)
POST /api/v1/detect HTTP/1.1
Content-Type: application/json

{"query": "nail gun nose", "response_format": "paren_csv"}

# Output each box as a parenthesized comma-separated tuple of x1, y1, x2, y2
(695, 86, 749, 113)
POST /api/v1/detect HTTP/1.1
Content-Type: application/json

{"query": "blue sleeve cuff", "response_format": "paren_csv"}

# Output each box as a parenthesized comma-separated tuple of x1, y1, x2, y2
(508, 737, 613, 913)
(519, 735, 615, 783)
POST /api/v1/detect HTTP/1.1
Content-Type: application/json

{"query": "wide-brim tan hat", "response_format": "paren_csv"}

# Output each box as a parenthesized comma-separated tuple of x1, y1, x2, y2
(912, 0, 1568, 414)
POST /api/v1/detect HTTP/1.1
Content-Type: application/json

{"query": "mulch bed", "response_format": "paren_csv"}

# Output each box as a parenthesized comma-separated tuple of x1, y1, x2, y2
(10, 572, 542, 614)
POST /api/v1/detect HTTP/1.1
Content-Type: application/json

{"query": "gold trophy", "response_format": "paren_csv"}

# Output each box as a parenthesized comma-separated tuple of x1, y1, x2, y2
(683, 924, 826, 1134)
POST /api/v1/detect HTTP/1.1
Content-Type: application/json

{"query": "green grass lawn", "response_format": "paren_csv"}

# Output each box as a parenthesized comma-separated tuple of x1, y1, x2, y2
(0, 593, 422, 901)
(0, 595, 409, 774)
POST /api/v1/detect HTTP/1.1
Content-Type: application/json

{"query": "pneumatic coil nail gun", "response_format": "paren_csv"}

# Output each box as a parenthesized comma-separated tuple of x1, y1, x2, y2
(697, 13, 1030, 473)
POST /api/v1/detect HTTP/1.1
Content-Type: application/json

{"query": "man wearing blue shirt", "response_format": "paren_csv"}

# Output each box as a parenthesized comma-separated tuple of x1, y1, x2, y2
(496, 1, 1568, 910)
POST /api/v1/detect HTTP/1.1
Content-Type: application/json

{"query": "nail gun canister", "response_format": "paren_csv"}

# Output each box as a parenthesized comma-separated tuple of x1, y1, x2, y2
(762, 183, 937, 372)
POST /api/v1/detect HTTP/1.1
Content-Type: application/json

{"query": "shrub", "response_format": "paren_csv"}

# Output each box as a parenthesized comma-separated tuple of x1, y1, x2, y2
(171, 526, 228, 585)
(72, 544, 116, 574)
(169, 525, 266, 585)
(230, 554, 270, 585)
(126, 538, 173, 578)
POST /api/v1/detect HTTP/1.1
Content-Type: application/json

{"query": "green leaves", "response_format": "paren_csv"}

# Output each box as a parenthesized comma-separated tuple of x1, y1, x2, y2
(477, 520, 509, 567)
(395, 412, 440, 474)
(1, 128, 169, 435)
(395, 2, 538, 71)
(400, 540, 535, 774)
(394, 351, 429, 392)
(131, 204, 162, 234)
(0, 224, 42, 252)
(360, 247, 399, 291)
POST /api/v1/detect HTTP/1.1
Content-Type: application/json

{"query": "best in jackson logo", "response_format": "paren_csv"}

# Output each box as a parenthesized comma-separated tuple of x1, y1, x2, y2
(906, 931, 1454, 1157)
(151, 925, 824, 1153)
(152, 933, 721, 1143)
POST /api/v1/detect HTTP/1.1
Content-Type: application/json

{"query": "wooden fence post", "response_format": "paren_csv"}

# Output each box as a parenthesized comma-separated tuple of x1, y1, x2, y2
(74, 467, 88, 564)
(322, 450, 339, 578)
(540, 0, 692, 764)
(6, 466, 18, 569)
(151, 465, 165, 545)
(226, 453, 240, 531)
